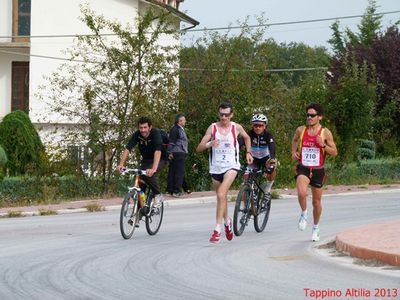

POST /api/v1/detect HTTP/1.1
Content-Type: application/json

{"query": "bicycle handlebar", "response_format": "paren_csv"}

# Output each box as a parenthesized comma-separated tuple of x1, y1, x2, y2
(241, 167, 263, 174)
(120, 168, 147, 176)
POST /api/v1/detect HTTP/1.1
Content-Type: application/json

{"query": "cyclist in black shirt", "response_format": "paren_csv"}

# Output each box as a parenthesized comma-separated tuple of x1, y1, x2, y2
(117, 116, 167, 207)
(247, 113, 277, 194)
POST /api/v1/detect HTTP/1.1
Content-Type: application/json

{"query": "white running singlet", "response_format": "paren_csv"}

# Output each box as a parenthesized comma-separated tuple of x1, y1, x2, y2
(209, 122, 240, 174)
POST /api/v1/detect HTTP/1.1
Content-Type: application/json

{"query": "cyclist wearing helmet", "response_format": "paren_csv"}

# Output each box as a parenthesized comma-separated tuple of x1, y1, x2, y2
(247, 113, 277, 194)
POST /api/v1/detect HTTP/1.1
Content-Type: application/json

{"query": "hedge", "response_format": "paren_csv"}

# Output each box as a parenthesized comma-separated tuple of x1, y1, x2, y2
(0, 175, 132, 207)
(0, 158, 399, 207)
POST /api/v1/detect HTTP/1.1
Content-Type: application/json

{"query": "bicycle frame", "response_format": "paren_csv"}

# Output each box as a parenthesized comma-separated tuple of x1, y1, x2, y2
(243, 169, 264, 215)
(120, 168, 164, 239)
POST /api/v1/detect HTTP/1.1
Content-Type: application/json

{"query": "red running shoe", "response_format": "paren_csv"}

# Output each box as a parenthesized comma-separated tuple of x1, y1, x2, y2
(225, 219, 233, 241)
(209, 230, 221, 243)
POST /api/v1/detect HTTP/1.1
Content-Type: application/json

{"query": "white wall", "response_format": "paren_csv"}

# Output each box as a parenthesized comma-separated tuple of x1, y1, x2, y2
(29, 0, 140, 124)
(0, 0, 14, 119)
(0, 0, 12, 40)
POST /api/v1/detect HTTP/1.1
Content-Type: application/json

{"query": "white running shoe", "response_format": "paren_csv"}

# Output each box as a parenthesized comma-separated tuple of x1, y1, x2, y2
(312, 227, 320, 242)
(153, 194, 164, 208)
(298, 213, 308, 231)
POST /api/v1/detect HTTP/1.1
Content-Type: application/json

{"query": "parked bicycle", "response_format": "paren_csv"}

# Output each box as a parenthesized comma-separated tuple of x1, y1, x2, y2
(233, 167, 272, 236)
(119, 168, 164, 239)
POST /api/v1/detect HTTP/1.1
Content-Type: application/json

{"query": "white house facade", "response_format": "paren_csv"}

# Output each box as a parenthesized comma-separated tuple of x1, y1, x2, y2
(0, 0, 198, 139)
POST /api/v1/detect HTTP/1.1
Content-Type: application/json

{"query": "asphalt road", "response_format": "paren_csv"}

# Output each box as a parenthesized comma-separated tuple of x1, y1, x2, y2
(0, 191, 399, 300)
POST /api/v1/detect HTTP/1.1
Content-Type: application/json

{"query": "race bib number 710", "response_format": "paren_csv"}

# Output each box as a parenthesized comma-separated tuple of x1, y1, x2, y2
(301, 147, 320, 166)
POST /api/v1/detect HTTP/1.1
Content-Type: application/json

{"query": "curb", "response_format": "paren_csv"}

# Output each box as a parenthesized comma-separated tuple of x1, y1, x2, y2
(1, 188, 399, 218)
(335, 220, 400, 267)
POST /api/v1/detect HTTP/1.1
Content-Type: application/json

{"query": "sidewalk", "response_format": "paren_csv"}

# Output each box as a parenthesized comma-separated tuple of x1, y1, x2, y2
(1, 184, 400, 267)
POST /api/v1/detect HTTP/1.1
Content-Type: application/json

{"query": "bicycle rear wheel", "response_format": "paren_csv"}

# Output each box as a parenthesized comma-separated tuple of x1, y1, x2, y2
(233, 184, 251, 236)
(120, 192, 139, 239)
(145, 203, 164, 235)
(254, 185, 271, 232)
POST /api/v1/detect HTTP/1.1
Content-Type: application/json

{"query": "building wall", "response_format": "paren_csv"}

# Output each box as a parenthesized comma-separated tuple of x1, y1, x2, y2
(29, 0, 140, 124)
(0, 0, 16, 118)
(0, 0, 12, 39)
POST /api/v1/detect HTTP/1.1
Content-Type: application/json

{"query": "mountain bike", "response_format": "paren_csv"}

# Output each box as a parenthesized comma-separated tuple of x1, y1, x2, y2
(119, 168, 164, 239)
(233, 167, 272, 236)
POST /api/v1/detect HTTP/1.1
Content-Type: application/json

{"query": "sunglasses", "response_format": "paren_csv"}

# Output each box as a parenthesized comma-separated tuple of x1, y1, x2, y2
(306, 113, 318, 118)
(219, 112, 232, 117)
(253, 124, 265, 128)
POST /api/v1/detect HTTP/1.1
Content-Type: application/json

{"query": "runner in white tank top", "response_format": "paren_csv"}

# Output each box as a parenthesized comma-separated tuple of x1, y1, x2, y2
(197, 102, 253, 244)
(209, 122, 241, 174)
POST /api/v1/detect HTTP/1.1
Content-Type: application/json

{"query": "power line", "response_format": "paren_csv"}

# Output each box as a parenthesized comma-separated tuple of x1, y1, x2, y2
(0, 49, 328, 72)
(0, 49, 87, 63)
(184, 10, 400, 33)
(0, 10, 399, 39)
(179, 67, 328, 73)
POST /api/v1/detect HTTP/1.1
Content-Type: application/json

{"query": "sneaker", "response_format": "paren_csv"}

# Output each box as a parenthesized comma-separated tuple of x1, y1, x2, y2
(209, 230, 221, 243)
(184, 189, 192, 194)
(224, 219, 233, 241)
(312, 227, 320, 242)
(172, 192, 184, 198)
(153, 194, 164, 208)
(298, 213, 308, 231)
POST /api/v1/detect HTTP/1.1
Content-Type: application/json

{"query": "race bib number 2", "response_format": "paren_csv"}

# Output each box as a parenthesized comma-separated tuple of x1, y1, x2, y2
(301, 147, 320, 166)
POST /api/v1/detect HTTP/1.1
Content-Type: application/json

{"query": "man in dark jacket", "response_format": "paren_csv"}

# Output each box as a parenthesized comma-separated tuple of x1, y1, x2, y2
(167, 114, 189, 197)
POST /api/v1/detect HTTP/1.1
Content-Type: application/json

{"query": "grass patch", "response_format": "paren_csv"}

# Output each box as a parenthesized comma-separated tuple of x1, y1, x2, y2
(85, 203, 105, 212)
(7, 211, 23, 218)
(38, 209, 58, 216)
(271, 191, 280, 199)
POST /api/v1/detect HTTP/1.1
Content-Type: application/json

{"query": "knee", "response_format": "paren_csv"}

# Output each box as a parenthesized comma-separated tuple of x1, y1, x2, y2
(312, 199, 321, 208)
(216, 191, 227, 202)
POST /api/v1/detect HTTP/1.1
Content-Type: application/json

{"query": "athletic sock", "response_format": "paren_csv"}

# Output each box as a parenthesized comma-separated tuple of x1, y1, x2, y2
(224, 218, 231, 227)
(265, 181, 274, 193)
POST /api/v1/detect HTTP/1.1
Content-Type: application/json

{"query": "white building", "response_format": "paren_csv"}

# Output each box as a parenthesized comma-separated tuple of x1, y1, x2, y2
(0, 0, 198, 131)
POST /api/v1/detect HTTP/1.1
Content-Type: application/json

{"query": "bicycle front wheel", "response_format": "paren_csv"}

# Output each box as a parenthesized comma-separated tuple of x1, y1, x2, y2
(233, 184, 251, 236)
(254, 185, 271, 232)
(120, 193, 139, 239)
(145, 203, 164, 235)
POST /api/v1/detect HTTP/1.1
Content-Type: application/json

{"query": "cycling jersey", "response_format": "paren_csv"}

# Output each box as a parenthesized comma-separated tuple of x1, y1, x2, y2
(248, 130, 276, 160)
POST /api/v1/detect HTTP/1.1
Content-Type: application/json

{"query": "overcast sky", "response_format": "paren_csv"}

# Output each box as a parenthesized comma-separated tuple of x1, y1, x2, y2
(180, 0, 400, 50)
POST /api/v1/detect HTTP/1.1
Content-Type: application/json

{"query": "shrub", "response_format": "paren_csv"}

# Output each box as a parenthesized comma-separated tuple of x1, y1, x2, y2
(0, 111, 47, 175)
(0, 145, 7, 167)
(358, 139, 376, 160)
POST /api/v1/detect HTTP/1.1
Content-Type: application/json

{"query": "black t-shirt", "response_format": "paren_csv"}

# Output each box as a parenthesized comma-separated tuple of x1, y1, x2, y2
(125, 128, 167, 160)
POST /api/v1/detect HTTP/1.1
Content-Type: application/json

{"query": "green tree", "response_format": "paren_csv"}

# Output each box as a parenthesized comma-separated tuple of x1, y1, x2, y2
(326, 60, 377, 163)
(0, 111, 47, 175)
(180, 20, 331, 189)
(328, 0, 383, 54)
(38, 5, 179, 187)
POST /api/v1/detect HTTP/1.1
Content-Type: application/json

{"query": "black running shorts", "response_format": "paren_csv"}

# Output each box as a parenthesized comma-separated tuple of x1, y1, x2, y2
(295, 164, 326, 188)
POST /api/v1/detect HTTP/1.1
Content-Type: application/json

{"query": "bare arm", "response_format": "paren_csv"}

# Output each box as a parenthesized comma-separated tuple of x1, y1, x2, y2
(196, 125, 217, 152)
(146, 150, 161, 177)
(117, 149, 130, 172)
(291, 126, 304, 161)
(319, 128, 338, 157)
(236, 124, 253, 164)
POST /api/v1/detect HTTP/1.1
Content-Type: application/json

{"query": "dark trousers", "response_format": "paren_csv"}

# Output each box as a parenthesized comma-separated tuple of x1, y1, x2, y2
(167, 153, 186, 194)
(140, 159, 167, 195)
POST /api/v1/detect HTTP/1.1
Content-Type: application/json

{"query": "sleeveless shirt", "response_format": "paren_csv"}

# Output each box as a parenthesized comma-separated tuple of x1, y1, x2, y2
(209, 122, 240, 174)
(299, 126, 326, 168)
